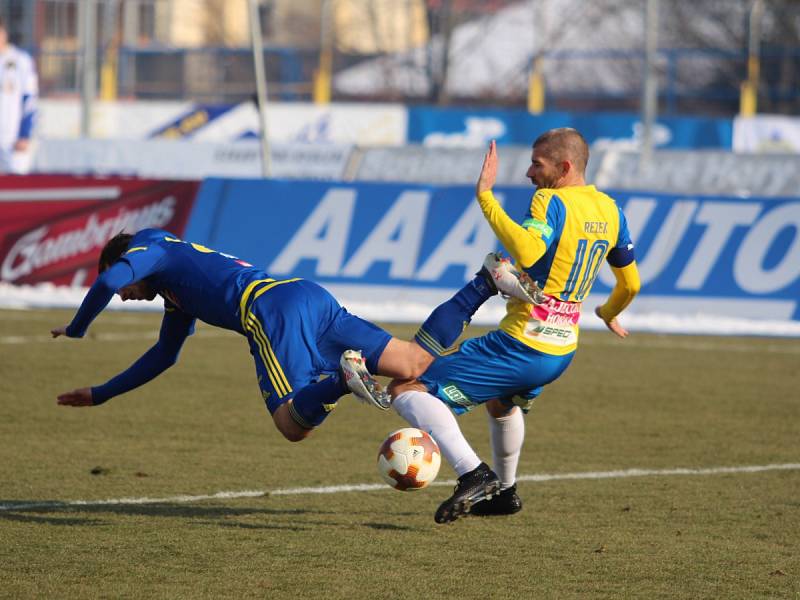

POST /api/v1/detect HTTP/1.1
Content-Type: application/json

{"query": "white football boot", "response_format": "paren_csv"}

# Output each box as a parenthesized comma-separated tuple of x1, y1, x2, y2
(481, 252, 545, 305)
(340, 349, 391, 410)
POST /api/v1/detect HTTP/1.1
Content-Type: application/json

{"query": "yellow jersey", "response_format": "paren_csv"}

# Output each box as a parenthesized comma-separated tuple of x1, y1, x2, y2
(478, 185, 636, 355)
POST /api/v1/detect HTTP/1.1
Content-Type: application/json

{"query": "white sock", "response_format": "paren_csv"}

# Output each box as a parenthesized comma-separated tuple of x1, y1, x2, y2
(487, 407, 524, 489)
(393, 390, 482, 477)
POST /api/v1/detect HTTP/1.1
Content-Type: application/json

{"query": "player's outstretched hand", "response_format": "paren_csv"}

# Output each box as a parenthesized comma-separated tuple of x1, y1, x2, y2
(51, 325, 68, 338)
(57, 388, 94, 407)
(476, 139, 498, 196)
(595, 306, 629, 339)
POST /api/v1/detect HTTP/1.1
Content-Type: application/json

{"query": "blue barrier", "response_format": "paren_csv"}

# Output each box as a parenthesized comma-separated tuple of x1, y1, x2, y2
(407, 107, 733, 150)
(185, 179, 799, 322)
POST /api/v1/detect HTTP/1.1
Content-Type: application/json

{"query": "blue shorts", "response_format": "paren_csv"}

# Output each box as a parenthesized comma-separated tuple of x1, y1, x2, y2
(418, 329, 574, 415)
(242, 279, 391, 414)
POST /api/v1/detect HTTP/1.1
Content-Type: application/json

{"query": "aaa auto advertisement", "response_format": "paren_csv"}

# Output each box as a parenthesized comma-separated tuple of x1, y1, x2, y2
(0, 176, 199, 286)
(184, 180, 800, 323)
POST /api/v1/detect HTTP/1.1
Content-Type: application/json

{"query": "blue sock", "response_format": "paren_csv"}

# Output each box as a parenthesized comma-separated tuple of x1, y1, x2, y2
(414, 274, 496, 356)
(288, 373, 348, 429)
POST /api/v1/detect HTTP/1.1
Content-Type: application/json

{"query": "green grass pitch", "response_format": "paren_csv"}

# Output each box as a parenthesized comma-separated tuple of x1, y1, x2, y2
(1, 308, 798, 599)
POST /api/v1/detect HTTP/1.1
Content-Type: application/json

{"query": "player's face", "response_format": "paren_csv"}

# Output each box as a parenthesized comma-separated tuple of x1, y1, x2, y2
(118, 281, 156, 302)
(527, 147, 562, 189)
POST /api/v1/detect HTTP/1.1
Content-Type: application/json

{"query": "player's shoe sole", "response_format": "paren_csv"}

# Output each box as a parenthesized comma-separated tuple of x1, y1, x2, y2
(434, 462, 501, 524)
(481, 252, 544, 305)
(340, 349, 391, 410)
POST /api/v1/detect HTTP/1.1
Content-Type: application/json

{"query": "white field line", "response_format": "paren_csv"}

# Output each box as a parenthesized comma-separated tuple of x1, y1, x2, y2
(1, 462, 797, 513)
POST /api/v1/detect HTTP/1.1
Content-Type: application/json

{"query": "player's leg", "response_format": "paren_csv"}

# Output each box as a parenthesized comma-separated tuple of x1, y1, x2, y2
(411, 265, 497, 360)
(391, 383, 500, 524)
(468, 353, 571, 517)
(389, 333, 523, 523)
(357, 268, 498, 381)
(391, 386, 483, 477)
(245, 281, 364, 440)
(373, 262, 501, 379)
(393, 331, 573, 522)
(316, 303, 394, 408)
(487, 400, 525, 489)
(278, 352, 387, 438)
(470, 399, 525, 516)
(314, 255, 528, 383)
(244, 319, 325, 441)
(410, 252, 542, 361)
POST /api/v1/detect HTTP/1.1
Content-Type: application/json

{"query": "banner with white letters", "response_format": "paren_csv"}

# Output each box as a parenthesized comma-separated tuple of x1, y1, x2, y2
(184, 180, 800, 330)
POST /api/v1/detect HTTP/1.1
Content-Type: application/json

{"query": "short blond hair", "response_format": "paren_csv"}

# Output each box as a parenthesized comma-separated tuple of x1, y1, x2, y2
(533, 128, 589, 174)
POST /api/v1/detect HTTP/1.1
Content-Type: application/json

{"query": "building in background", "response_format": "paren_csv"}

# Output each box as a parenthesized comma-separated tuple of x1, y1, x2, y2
(0, 0, 798, 115)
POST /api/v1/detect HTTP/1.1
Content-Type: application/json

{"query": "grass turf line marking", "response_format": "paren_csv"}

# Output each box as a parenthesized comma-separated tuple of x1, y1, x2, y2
(1, 463, 798, 512)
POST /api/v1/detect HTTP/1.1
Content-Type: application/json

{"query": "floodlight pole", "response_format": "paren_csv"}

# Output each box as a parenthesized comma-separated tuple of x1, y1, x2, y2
(77, 0, 98, 138)
(740, 0, 764, 116)
(248, 0, 271, 178)
(639, 0, 658, 172)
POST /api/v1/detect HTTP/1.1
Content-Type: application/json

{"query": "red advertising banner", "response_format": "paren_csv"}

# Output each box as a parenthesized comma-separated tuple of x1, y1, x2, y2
(0, 176, 200, 286)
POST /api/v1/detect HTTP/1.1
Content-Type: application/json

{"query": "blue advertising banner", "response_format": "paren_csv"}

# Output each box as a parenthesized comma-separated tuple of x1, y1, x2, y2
(185, 180, 800, 324)
(407, 107, 733, 150)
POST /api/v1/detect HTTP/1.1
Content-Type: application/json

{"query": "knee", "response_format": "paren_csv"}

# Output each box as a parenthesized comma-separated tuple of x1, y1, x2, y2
(272, 403, 313, 442)
(281, 428, 311, 443)
(406, 344, 435, 379)
(388, 379, 406, 398)
(393, 340, 435, 379)
(397, 342, 436, 380)
(388, 378, 426, 399)
(486, 398, 518, 419)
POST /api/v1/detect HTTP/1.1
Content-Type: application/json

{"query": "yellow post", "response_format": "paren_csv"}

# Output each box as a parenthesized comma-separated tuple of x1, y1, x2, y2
(100, 46, 118, 101)
(527, 56, 545, 114)
(314, 0, 333, 105)
(740, 81, 756, 117)
(739, 55, 760, 117)
(313, 48, 332, 105)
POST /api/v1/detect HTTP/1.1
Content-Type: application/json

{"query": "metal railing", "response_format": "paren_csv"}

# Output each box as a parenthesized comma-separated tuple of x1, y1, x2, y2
(30, 44, 800, 116)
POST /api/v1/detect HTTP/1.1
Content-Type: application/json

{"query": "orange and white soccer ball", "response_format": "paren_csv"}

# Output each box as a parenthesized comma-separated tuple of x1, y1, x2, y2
(377, 427, 441, 491)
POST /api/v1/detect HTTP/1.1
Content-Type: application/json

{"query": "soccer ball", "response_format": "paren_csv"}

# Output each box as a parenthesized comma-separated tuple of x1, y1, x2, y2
(377, 427, 441, 491)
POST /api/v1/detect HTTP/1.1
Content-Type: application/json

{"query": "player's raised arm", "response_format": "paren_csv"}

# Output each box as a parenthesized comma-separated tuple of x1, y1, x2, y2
(474, 141, 548, 268)
(476, 139, 498, 196)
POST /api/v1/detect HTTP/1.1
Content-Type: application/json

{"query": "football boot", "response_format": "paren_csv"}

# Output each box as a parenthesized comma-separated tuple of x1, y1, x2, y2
(340, 349, 391, 410)
(434, 462, 501, 524)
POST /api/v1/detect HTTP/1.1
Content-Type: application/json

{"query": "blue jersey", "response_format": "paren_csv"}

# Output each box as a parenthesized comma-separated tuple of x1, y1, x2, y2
(113, 228, 269, 333)
(67, 228, 272, 336)
(65, 229, 392, 409)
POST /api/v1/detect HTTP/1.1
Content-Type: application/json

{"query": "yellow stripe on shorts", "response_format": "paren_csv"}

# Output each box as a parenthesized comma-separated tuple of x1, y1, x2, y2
(238, 277, 301, 330)
(246, 313, 292, 397)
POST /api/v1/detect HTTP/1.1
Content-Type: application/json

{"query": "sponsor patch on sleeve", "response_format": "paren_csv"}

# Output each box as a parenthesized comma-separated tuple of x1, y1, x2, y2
(521, 218, 553, 239)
